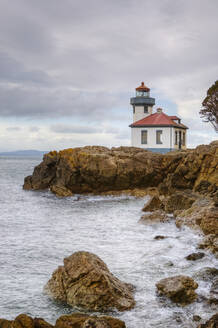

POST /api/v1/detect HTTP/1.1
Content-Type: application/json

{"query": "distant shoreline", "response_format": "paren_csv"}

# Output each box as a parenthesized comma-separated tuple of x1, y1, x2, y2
(0, 150, 47, 157)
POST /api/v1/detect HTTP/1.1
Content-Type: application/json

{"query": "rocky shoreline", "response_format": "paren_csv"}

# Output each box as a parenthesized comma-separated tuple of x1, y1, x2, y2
(2, 142, 217, 327)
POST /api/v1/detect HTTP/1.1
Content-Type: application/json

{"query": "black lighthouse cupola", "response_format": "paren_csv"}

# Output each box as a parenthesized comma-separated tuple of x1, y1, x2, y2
(130, 82, 155, 122)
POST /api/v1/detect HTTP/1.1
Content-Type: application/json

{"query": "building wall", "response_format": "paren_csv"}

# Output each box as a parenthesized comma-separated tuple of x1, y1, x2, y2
(133, 105, 153, 122)
(131, 127, 173, 149)
(173, 127, 187, 150)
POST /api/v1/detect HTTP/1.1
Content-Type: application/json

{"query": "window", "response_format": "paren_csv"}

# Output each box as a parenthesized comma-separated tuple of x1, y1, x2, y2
(144, 105, 148, 113)
(133, 106, 135, 114)
(141, 130, 147, 144)
(156, 130, 162, 144)
(183, 132, 185, 145)
(175, 131, 178, 145)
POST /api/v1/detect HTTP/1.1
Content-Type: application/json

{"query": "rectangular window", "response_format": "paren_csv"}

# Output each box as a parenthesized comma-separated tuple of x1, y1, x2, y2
(141, 130, 147, 144)
(175, 131, 178, 145)
(156, 130, 162, 144)
(144, 105, 148, 113)
(133, 106, 135, 114)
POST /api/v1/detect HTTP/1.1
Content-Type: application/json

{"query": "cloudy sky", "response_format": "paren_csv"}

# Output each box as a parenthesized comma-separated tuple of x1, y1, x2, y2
(0, 0, 217, 151)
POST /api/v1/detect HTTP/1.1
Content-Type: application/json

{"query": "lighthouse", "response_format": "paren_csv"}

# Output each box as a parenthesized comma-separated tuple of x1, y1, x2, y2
(130, 82, 155, 122)
(129, 82, 188, 153)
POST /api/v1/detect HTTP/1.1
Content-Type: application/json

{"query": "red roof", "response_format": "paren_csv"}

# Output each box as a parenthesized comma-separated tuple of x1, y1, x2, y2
(169, 115, 180, 120)
(136, 82, 150, 92)
(130, 112, 188, 129)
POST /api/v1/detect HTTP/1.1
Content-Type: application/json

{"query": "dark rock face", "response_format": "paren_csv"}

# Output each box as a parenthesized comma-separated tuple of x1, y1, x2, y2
(156, 275, 198, 305)
(164, 190, 198, 213)
(154, 235, 167, 240)
(198, 235, 218, 255)
(44, 251, 135, 312)
(23, 142, 218, 197)
(56, 313, 126, 328)
(186, 252, 205, 261)
(197, 313, 218, 328)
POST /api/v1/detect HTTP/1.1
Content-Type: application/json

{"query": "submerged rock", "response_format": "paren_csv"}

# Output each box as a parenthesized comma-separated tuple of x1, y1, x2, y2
(154, 235, 167, 240)
(197, 313, 218, 328)
(156, 275, 198, 305)
(56, 313, 126, 328)
(139, 210, 169, 224)
(198, 234, 218, 256)
(193, 267, 218, 282)
(186, 252, 205, 261)
(44, 251, 135, 312)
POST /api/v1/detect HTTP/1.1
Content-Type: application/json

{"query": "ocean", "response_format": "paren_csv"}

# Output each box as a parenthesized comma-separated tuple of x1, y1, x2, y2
(0, 156, 217, 327)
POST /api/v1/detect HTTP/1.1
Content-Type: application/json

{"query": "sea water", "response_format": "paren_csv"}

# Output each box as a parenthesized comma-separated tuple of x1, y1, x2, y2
(0, 157, 217, 327)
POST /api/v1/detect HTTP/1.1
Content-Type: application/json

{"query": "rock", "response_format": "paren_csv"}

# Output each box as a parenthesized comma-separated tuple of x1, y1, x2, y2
(23, 142, 218, 197)
(142, 195, 163, 212)
(193, 267, 218, 281)
(156, 275, 198, 305)
(198, 235, 218, 256)
(50, 185, 73, 197)
(186, 252, 205, 261)
(199, 207, 218, 235)
(139, 210, 169, 224)
(209, 278, 218, 305)
(154, 235, 167, 240)
(193, 315, 201, 322)
(44, 251, 135, 312)
(56, 313, 126, 328)
(197, 313, 218, 328)
(0, 315, 53, 328)
(164, 190, 199, 213)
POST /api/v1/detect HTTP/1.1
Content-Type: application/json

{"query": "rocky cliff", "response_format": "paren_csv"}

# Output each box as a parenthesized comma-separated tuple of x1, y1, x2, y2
(23, 141, 218, 197)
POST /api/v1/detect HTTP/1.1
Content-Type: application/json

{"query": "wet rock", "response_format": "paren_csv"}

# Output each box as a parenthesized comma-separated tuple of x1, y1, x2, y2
(44, 251, 135, 312)
(164, 190, 198, 213)
(209, 278, 218, 305)
(197, 313, 218, 328)
(56, 313, 126, 328)
(154, 235, 167, 240)
(50, 185, 73, 197)
(193, 315, 201, 322)
(0, 315, 53, 328)
(193, 267, 218, 281)
(139, 210, 169, 224)
(186, 252, 205, 261)
(156, 275, 198, 305)
(198, 235, 218, 256)
(199, 207, 218, 235)
(142, 195, 164, 212)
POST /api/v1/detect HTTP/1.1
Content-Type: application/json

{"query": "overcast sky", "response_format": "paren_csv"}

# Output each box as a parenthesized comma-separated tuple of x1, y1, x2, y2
(0, 0, 217, 151)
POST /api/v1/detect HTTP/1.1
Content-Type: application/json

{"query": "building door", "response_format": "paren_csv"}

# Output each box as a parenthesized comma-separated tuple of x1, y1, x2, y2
(179, 131, 182, 149)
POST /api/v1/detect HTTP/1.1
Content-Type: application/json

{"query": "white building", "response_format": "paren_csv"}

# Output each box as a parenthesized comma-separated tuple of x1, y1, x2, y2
(129, 82, 188, 153)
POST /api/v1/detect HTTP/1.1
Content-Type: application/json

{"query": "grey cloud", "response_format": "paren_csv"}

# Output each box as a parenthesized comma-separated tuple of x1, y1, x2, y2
(6, 126, 21, 131)
(29, 126, 40, 132)
(50, 124, 101, 134)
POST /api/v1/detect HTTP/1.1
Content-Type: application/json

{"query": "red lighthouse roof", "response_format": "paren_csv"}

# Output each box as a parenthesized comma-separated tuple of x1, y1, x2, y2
(135, 82, 150, 92)
(130, 112, 188, 129)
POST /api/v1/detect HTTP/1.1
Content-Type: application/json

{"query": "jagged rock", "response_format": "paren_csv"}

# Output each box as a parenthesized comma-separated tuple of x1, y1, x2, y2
(209, 278, 218, 305)
(23, 142, 218, 197)
(0, 315, 53, 328)
(139, 210, 169, 224)
(197, 313, 218, 328)
(164, 190, 199, 213)
(142, 195, 164, 212)
(193, 315, 201, 322)
(56, 313, 126, 328)
(198, 235, 218, 256)
(156, 275, 198, 305)
(154, 235, 167, 240)
(44, 251, 135, 312)
(50, 185, 73, 197)
(186, 252, 205, 261)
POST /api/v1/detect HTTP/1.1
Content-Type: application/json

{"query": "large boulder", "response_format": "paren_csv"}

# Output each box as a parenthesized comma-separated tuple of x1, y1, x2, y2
(23, 142, 218, 197)
(156, 275, 198, 305)
(164, 190, 199, 213)
(44, 251, 135, 312)
(56, 313, 126, 328)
